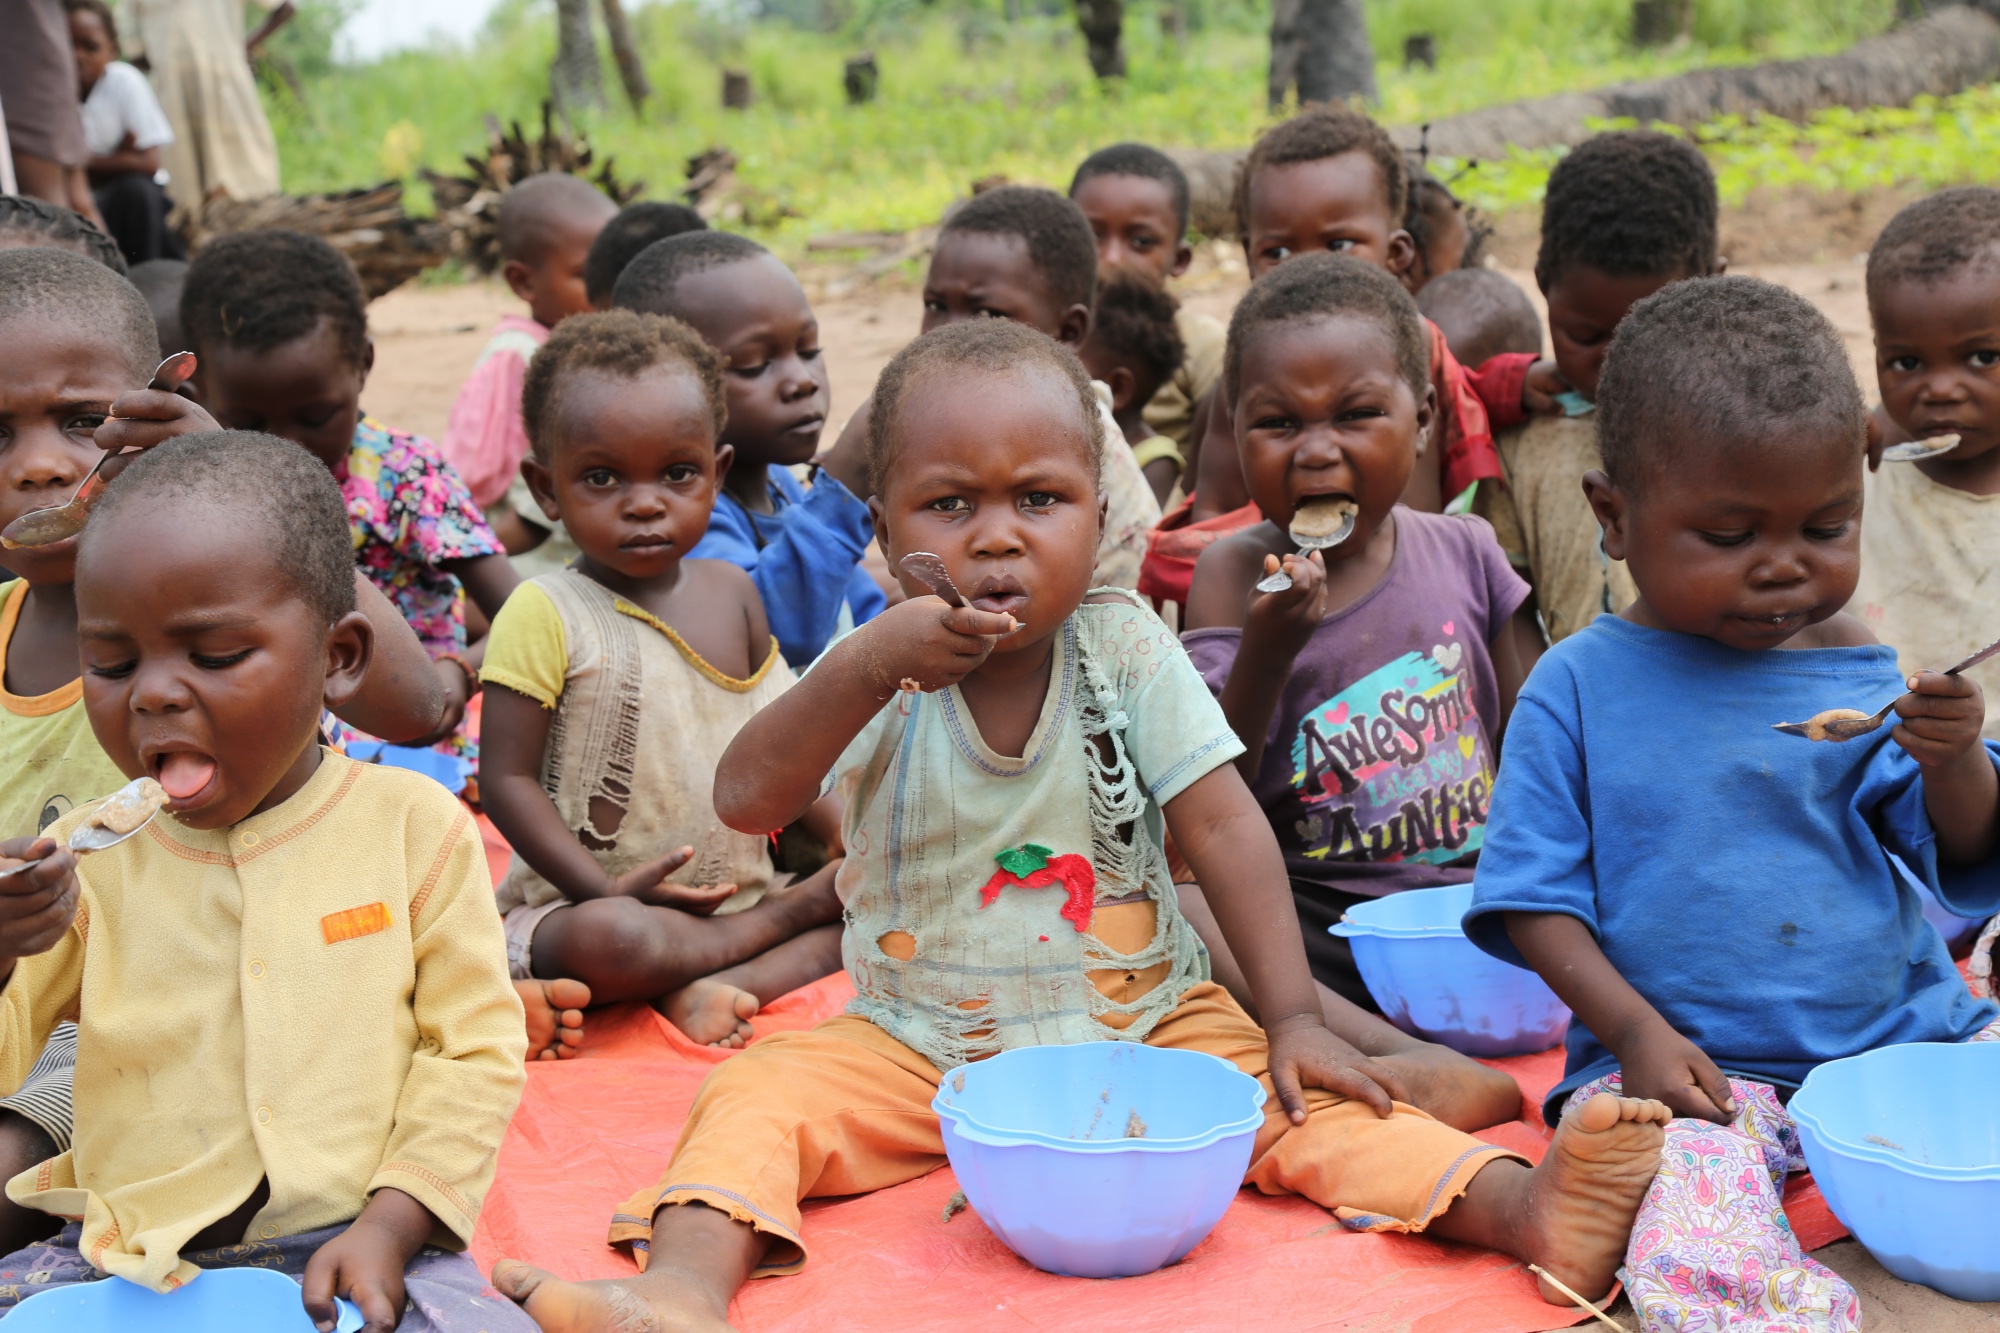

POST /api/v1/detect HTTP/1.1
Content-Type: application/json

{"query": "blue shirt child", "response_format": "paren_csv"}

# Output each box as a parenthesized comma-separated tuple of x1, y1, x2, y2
(1465, 616, 2000, 1118)
(691, 464, 886, 668)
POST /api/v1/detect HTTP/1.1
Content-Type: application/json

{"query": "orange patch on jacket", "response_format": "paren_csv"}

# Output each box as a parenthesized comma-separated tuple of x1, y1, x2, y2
(321, 901, 392, 945)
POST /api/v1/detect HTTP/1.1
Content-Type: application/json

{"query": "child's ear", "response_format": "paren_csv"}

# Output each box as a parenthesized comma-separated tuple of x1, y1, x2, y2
(712, 442, 735, 487)
(1383, 229, 1418, 281)
(521, 455, 562, 521)
(1170, 240, 1194, 280)
(1581, 469, 1628, 561)
(1104, 366, 1139, 413)
(321, 610, 374, 711)
(867, 494, 891, 557)
(357, 336, 375, 393)
(1057, 303, 1092, 349)
(1412, 383, 1437, 457)
(502, 259, 537, 306)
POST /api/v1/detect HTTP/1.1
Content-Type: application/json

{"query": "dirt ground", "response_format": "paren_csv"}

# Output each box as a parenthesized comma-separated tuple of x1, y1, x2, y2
(361, 250, 1877, 446)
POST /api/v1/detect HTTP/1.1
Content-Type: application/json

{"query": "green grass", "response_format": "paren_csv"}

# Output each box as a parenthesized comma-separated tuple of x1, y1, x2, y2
(265, 0, 1902, 251)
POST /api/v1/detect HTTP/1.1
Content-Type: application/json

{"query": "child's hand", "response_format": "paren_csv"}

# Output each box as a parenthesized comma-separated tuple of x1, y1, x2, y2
(1520, 359, 1572, 416)
(1892, 670, 1987, 770)
(1616, 1016, 1735, 1124)
(1246, 550, 1327, 657)
(862, 595, 1019, 696)
(301, 1187, 434, 1333)
(0, 838, 79, 977)
(606, 845, 741, 915)
(94, 354, 217, 473)
(1264, 1014, 1409, 1122)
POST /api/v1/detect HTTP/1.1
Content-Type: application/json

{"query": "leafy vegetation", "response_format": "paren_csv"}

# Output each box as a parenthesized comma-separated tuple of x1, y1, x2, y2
(263, 0, 1906, 250)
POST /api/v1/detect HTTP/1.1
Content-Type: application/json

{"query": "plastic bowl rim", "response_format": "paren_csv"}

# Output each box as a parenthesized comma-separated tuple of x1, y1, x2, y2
(931, 1049, 1268, 1154)
(1791, 1041, 2000, 1181)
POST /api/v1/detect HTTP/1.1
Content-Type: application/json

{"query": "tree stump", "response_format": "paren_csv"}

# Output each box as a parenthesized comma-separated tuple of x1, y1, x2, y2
(1403, 33, 1436, 70)
(1631, 0, 1693, 47)
(1075, 0, 1127, 80)
(844, 52, 879, 104)
(722, 68, 752, 109)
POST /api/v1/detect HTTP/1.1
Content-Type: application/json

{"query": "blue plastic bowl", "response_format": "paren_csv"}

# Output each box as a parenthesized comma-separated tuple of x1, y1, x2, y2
(1329, 884, 1569, 1057)
(932, 1042, 1266, 1278)
(1791, 1042, 2000, 1302)
(344, 740, 469, 795)
(7, 1267, 361, 1331)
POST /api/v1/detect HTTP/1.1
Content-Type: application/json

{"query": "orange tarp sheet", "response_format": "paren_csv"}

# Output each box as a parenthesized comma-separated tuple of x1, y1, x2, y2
(469, 971, 1847, 1333)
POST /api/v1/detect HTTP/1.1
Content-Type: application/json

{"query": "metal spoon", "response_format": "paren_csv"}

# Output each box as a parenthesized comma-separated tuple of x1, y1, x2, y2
(0, 776, 169, 878)
(1881, 433, 1960, 464)
(898, 551, 967, 607)
(0, 353, 197, 550)
(1256, 498, 1359, 593)
(1773, 636, 2000, 742)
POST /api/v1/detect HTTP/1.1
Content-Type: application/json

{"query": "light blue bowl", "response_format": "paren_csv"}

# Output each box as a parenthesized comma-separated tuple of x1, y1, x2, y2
(344, 740, 469, 795)
(6, 1267, 361, 1331)
(1330, 884, 1569, 1057)
(1791, 1042, 2000, 1302)
(932, 1042, 1266, 1278)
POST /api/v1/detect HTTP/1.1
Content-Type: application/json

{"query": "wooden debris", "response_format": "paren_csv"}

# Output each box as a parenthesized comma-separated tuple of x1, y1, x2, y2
(189, 182, 451, 300)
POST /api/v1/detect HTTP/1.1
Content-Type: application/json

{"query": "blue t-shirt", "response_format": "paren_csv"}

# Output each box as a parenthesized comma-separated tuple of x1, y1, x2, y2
(1465, 615, 2000, 1115)
(690, 464, 887, 669)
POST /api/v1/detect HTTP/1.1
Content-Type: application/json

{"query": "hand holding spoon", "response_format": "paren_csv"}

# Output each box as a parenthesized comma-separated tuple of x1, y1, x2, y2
(0, 776, 169, 879)
(1257, 496, 1358, 593)
(0, 353, 197, 549)
(1774, 636, 2000, 742)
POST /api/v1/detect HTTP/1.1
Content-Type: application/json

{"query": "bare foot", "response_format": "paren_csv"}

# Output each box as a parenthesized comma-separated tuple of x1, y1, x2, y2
(1523, 1092, 1670, 1304)
(516, 978, 592, 1061)
(493, 1258, 734, 1333)
(658, 978, 758, 1048)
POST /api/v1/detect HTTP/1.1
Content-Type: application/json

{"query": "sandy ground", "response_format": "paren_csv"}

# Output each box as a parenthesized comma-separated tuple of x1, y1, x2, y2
(360, 251, 1879, 445)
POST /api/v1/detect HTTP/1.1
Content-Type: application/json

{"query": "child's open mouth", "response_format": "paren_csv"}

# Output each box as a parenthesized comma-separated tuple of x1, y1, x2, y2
(153, 750, 220, 804)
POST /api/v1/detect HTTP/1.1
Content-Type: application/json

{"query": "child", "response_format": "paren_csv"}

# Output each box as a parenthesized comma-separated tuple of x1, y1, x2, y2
(1472, 130, 1720, 643)
(1075, 269, 1186, 506)
(582, 200, 706, 309)
(0, 428, 535, 1330)
(181, 229, 519, 759)
(818, 186, 1163, 591)
(441, 174, 616, 573)
(1182, 254, 1539, 1022)
(1854, 187, 2000, 738)
(612, 231, 883, 668)
(1466, 277, 2000, 1331)
(482, 311, 845, 1047)
(1068, 143, 1226, 452)
(65, 0, 181, 267)
(1400, 168, 1481, 293)
(1416, 266, 1542, 372)
(490, 318, 1672, 1331)
(1185, 106, 1499, 524)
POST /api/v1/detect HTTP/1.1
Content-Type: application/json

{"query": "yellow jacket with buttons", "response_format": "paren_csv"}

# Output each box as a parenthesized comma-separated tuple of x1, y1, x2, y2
(0, 752, 527, 1292)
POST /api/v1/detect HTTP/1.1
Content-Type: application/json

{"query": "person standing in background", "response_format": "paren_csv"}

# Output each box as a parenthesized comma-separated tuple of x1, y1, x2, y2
(0, 0, 107, 228)
(119, 0, 290, 221)
(67, 0, 183, 265)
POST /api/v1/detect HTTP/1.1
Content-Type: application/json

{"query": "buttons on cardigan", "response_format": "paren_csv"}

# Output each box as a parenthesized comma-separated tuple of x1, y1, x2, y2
(247, 961, 265, 979)
(260, 1223, 279, 1239)
(256, 1106, 272, 1125)
(240, 830, 260, 847)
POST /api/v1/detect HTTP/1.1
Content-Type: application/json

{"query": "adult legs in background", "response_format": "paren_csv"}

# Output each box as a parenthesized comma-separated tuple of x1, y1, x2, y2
(90, 172, 185, 266)
(1177, 880, 1522, 1130)
(0, 1113, 59, 1258)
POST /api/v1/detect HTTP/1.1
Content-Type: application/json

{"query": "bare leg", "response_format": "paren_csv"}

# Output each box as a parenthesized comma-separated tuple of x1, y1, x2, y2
(530, 863, 842, 1006)
(1429, 1091, 1670, 1304)
(658, 923, 845, 1048)
(517, 978, 592, 1061)
(0, 1112, 59, 1255)
(496, 1200, 768, 1333)
(1177, 880, 1521, 1130)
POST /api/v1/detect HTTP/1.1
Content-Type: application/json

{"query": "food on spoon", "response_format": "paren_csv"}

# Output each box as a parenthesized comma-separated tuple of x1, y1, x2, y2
(88, 777, 168, 835)
(1289, 496, 1359, 549)
(1773, 708, 1873, 742)
(1881, 433, 1959, 463)
(0, 486, 98, 550)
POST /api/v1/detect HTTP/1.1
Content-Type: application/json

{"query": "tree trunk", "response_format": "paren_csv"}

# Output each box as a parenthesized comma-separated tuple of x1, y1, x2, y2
(1270, 0, 1375, 108)
(550, 0, 605, 117)
(1075, 0, 1126, 80)
(599, 0, 652, 111)
(1631, 0, 1693, 47)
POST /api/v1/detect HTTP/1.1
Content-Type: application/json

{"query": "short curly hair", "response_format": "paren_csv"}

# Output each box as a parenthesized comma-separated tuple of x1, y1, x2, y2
(181, 230, 369, 371)
(610, 230, 769, 318)
(1084, 270, 1185, 396)
(1069, 142, 1191, 238)
(0, 247, 159, 382)
(1534, 130, 1718, 293)
(1234, 105, 1406, 239)
(937, 186, 1099, 314)
(521, 309, 726, 463)
(1224, 252, 1429, 405)
(1866, 187, 2000, 300)
(85, 430, 358, 627)
(1596, 276, 1863, 495)
(869, 319, 1102, 497)
(584, 202, 708, 306)
(1416, 267, 1543, 368)
(0, 196, 126, 274)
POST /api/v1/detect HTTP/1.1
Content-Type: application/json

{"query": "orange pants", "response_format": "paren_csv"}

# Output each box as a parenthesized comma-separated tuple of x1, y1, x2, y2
(611, 984, 1520, 1274)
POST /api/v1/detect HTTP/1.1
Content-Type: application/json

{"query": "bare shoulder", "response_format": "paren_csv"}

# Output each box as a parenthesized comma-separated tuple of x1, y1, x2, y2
(684, 557, 761, 605)
(1798, 610, 1879, 649)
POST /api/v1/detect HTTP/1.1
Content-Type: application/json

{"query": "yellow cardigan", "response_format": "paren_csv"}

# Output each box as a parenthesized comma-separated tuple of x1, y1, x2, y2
(0, 752, 526, 1292)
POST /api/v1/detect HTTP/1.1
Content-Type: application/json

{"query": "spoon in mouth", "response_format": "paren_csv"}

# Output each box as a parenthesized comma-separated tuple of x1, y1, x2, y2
(1880, 433, 1959, 464)
(0, 776, 169, 878)
(1774, 635, 2000, 741)
(0, 352, 198, 550)
(1257, 497, 1358, 593)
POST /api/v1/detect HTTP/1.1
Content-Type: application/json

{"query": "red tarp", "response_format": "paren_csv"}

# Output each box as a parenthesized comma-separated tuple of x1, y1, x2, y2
(469, 968, 1848, 1333)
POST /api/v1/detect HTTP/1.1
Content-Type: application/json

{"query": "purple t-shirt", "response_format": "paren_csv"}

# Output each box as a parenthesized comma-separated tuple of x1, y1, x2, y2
(1184, 507, 1531, 899)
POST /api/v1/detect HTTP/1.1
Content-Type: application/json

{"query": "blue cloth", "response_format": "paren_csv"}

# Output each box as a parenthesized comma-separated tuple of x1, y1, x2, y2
(690, 464, 885, 668)
(1465, 616, 2000, 1118)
